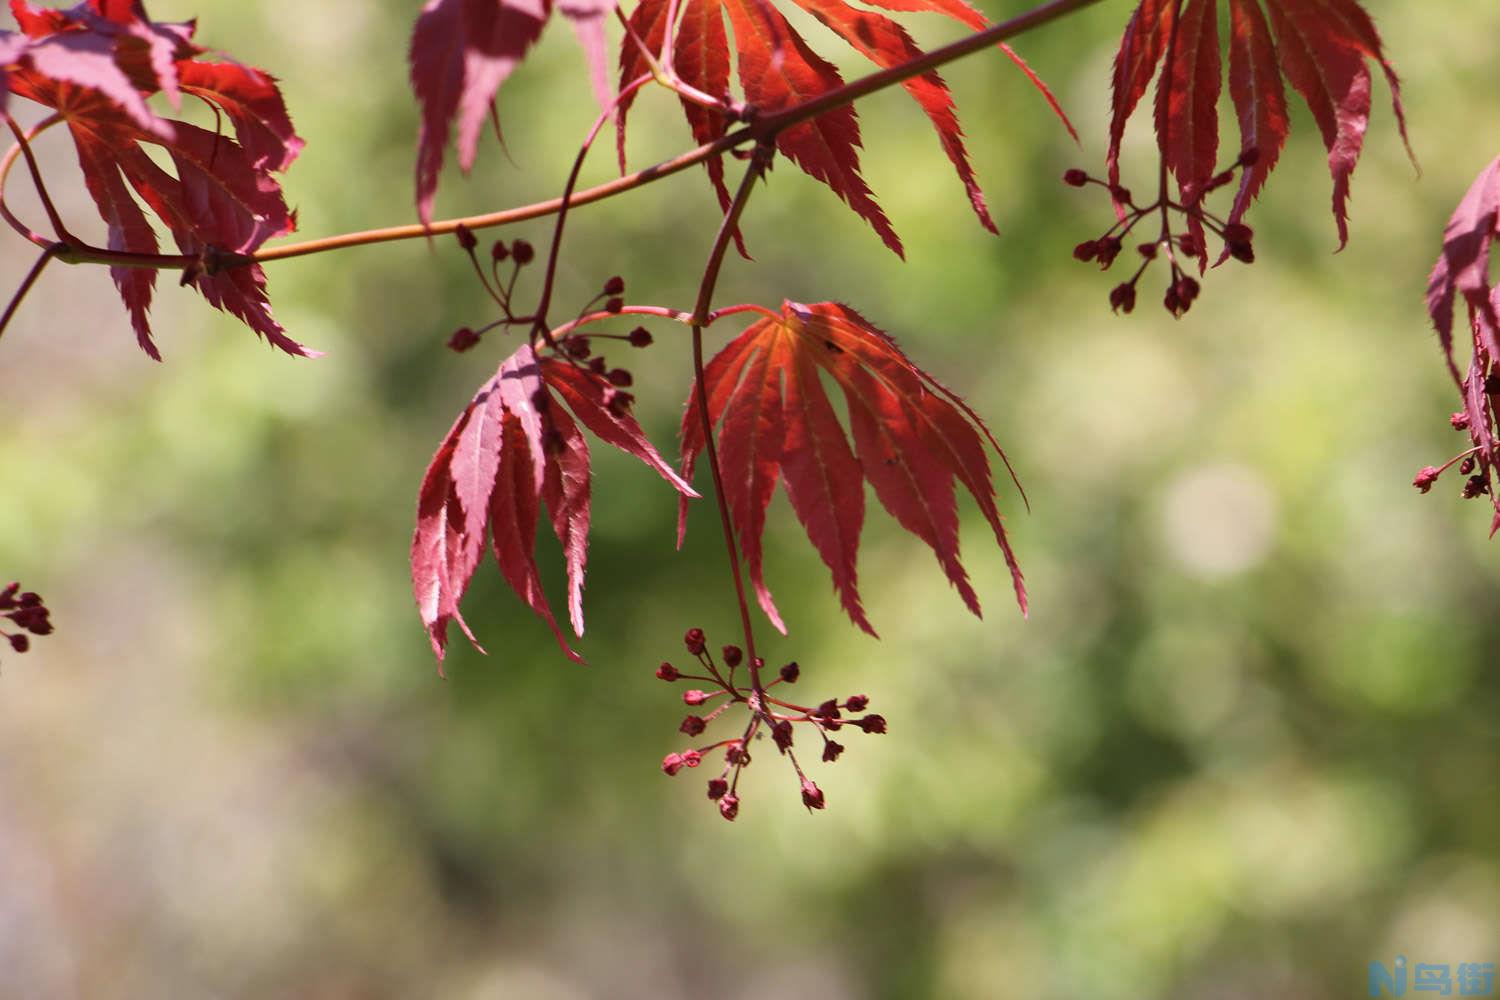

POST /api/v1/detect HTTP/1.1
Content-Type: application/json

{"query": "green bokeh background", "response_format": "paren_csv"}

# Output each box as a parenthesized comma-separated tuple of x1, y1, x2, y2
(3, 2, 1498, 997)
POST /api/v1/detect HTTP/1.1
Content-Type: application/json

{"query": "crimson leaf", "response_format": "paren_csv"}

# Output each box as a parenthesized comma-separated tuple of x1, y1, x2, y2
(1108, 0, 1412, 245)
(1426, 155, 1500, 534)
(412, 342, 697, 670)
(678, 301, 1026, 636)
(407, 0, 614, 225)
(616, 0, 1073, 257)
(3, 0, 306, 359)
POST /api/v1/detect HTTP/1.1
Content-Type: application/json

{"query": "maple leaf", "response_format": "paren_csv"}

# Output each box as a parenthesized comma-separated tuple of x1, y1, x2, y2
(616, 0, 1073, 257)
(3, 0, 306, 359)
(1425, 155, 1500, 534)
(677, 301, 1026, 636)
(1108, 0, 1412, 247)
(407, 0, 615, 225)
(411, 341, 697, 670)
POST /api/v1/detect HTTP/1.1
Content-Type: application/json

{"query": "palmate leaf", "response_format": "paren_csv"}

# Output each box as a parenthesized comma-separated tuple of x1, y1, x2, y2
(617, 0, 1073, 257)
(3, 0, 306, 359)
(411, 342, 697, 670)
(677, 301, 1026, 637)
(1426, 156, 1500, 536)
(1108, 0, 1412, 245)
(407, 0, 615, 225)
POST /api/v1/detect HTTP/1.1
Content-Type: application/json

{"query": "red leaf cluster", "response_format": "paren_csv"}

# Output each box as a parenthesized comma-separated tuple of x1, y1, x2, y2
(1108, 0, 1412, 245)
(616, 0, 1072, 257)
(1426, 156, 1500, 534)
(2, 0, 307, 358)
(412, 342, 696, 670)
(407, 0, 614, 225)
(678, 301, 1026, 636)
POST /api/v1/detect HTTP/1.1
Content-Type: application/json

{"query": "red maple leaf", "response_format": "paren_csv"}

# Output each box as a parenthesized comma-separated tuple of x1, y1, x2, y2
(411, 341, 697, 670)
(616, 0, 1073, 257)
(1426, 155, 1500, 535)
(677, 300, 1026, 636)
(407, 0, 615, 225)
(3, 0, 306, 359)
(1108, 0, 1412, 247)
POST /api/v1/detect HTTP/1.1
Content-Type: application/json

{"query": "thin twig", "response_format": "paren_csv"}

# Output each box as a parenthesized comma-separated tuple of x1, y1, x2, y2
(689, 142, 776, 702)
(0, 242, 64, 345)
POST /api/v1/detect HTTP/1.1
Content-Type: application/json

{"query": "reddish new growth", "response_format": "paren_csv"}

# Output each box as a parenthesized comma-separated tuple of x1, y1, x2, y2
(657, 627, 885, 820)
(1, 581, 52, 668)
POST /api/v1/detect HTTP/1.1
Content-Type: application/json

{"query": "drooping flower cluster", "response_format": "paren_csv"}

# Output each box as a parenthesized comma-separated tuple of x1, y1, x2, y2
(1063, 149, 1258, 318)
(657, 627, 886, 820)
(2, 581, 52, 669)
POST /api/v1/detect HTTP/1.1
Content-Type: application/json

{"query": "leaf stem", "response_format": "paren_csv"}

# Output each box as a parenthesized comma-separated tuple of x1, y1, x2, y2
(0, 114, 67, 248)
(690, 141, 775, 704)
(0, 242, 64, 345)
(531, 73, 654, 345)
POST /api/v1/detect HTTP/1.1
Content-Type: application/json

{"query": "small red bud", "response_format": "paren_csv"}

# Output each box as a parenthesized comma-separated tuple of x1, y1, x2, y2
(816, 698, 841, 719)
(719, 793, 740, 821)
(1177, 233, 1202, 258)
(1109, 282, 1136, 315)
(707, 778, 728, 800)
(1062, 168, 1089, 187)
(1111, 184, 1133, 204)
(1138, 241, 1159, 260)
(857, 714, 887, 734)
(1460, 457, 1477, 475)
(771, 720, 794, 752)
(511, 239, 535, 265)
(680, 715, 707, 736)
(605, 297, 625, 314)
(1451, 411, 1471, 430)
(606, 368, 633, 388)
(8, 633, 29, 653)
(602, 275, 625, 296)
(606, 390, 634, 417)
(455, 224, 477, 252)
(822, 741, 844, 763)
(627, 326, 653, 348)
(661, 752, 686, 776)
(447, 326, 480, 352)
(1228, 241, 1255, 264)
(1238, 146, 1260, 168)
(1463, 475, 1488, 499)
(1223, 223, 1253, 243)
(845, 694, 869, 712)
(1095, 237, 1123, 269)
(800, 778, 826, 810)
(1176, 276, 1201, 303)
(656, 661, 680, 681)
(564, 336, 591, 358)
(779, 661, 800, 683)
(1413, 466, 1441, 493)
(1073, 239, 1100, 263)
(491, 240, 509, 261)
(588, 356, 607, 374)
(721, 644, 743, 668)
(684, 628, 706, 655)
(683, 689, 709, 706)
(0, 582, 17, 607)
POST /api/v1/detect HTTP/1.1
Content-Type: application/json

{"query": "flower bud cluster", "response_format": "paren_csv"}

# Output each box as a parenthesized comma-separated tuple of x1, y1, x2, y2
(446, 226, 540, 353)
(655, 626, 887, 820)
(1, 582, 53, 668)
(1063, 149, 1260, 318)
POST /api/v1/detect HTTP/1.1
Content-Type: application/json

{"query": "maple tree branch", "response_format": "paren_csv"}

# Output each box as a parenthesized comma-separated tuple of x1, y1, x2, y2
(1, 0, 1104, 277)
(690, 141, 775, 701)
(0, 242, 64, 346)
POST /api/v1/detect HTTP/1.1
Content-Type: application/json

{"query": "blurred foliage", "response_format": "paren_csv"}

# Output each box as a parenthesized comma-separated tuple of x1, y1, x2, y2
(3, 1, 1499, 998)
